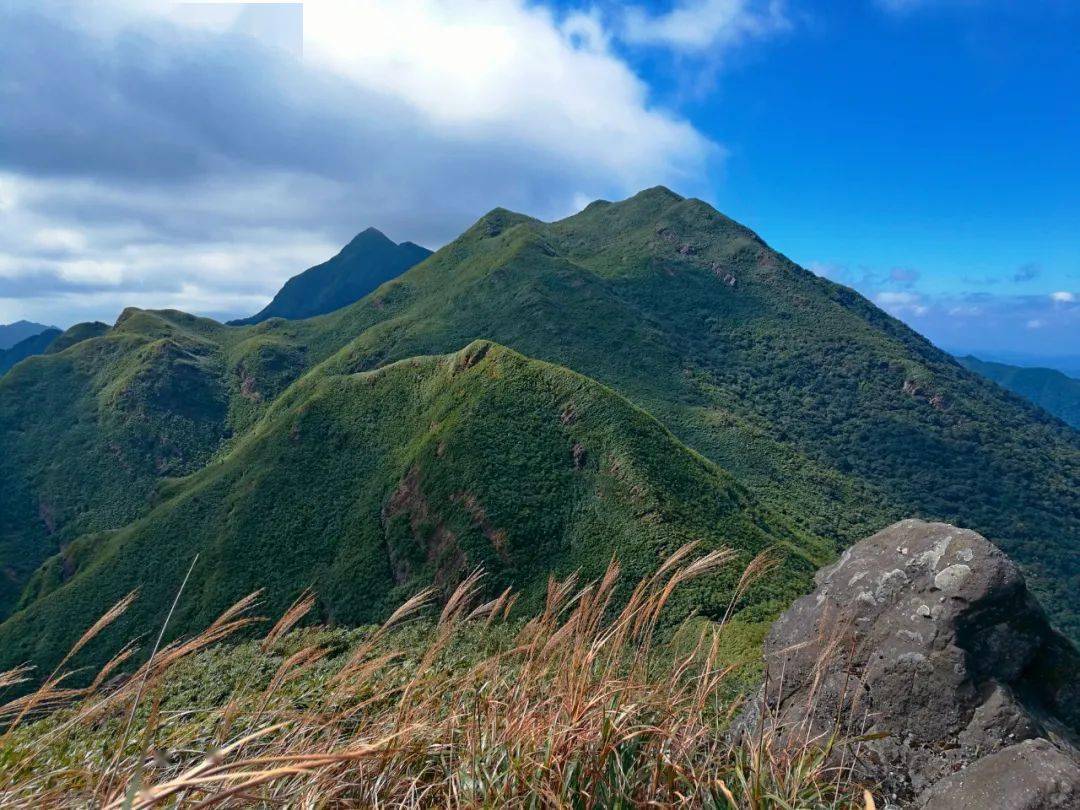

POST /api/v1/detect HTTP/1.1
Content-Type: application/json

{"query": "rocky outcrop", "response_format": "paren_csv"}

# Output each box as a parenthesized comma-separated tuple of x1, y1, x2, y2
(922, 739, 1080, 810)
(737, 519, 1080, 808)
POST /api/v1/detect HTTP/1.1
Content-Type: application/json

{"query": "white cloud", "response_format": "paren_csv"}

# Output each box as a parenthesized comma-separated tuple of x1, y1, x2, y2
(299, 0, 710, 184)
(2, 0, 725, 325)
(0, 176, 16, 213)
(875, 290, 928, 315)
(56, 259, 125, 286)
(622, 0, 789, 53)
(561, 8, 611, 53)
(0, 171, 343, 322)
(32, 228, 87, 253)
(809, 256, 1078, 355)
(947, 304, 982, 316)
(874, 0, 984, 15)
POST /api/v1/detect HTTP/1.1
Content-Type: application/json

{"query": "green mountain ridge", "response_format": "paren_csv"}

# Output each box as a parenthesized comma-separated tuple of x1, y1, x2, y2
(958, 354, 1080, 428)
(0, 310, 300, 615)
(228, 227, 432, 325)
(1, 187, 1077, 668)
(0, 340, 816, 674)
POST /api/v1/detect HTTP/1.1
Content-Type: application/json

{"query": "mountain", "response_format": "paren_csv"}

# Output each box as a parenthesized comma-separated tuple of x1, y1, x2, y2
(0, 341, 817, 673)
(0, 310, 252, 616)
(0, 321, 110, 377)
(269, 187, 1076, 634)
(229, 228, 432, 325)
(958, 354, 1080, 428)
(955, 350, 1080, 380)
(0, 188, 1077, 672)
(0, 320, 56, 350)
(43, 320, 110, 354)
(0, 328, 61, 374)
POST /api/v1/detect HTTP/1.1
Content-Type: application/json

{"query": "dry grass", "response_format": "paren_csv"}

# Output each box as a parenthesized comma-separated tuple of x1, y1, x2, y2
(0, 546, 876, 808)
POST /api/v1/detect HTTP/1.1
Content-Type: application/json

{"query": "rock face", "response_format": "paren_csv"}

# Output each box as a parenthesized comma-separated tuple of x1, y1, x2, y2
(740, 519, 1080, 808)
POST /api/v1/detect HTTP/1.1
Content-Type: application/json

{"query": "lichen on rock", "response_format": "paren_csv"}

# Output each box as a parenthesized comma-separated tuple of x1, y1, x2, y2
(734, 519, 1080, 808)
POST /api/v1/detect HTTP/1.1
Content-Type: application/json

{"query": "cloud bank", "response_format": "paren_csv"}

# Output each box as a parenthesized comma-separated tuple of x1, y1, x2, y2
(622, 0, 789, 53)
(0, 0, 734, 325)
(811, 261, 1079, 356)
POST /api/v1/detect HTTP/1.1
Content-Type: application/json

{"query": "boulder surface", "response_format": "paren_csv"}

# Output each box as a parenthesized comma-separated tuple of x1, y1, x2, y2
(740, 519, 1080, 807)
(922, 739, 1080, 810)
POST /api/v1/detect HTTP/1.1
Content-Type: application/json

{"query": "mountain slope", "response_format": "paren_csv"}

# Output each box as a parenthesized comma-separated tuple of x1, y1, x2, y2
(0, 342, 816, 675)
(0, 328, 61, 374)
(229, 228, 431, 325)
(271, 188, 1078, 635)
(0, 320, 56, 350)
(1, 188, 1077, 641)
(0, 310, 310, 615)
(958, 355, 1080, 428)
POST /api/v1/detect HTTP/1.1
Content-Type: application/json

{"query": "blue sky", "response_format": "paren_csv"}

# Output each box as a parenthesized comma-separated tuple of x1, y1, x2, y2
(1, 0, 1077, 363)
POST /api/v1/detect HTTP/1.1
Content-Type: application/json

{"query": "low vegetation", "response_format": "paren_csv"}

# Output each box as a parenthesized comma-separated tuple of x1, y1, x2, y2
(0, 548, 878, 808)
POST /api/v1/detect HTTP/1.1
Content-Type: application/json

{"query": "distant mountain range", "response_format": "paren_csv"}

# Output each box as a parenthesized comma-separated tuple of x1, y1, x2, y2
(0, 188, 1076, 682)
(957, 355, 1080, 428)
(228, 227, 431, 325)
(955, 350, 1080, 380)
(0, 328, 61, 375)
(0, 229, 430, 376)
(0, 320, 57, 350)
(0, 322, 109, 375)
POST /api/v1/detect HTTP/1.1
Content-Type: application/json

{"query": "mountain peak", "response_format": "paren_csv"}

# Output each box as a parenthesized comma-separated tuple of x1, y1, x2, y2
(0, 320, 59, 351)
(229, 227, 431, 325)
(342, 227, 396, 252)
(469, 207, 539, 238)
(631, 185, 683, 203)
(557, 186, 691, 231)
(0, 326, 63, 374)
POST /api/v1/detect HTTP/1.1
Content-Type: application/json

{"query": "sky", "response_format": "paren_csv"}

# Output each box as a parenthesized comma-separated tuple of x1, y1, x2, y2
(1, 0, 1077, 364)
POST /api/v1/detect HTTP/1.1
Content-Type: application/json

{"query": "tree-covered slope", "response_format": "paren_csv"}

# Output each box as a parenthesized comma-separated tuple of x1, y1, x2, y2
(0, 310, 309, 615)
(958, 355, 1080, 428)
(229, 228, 431, 325)
(0, 341, 817, 676)
(262, 187, 1076, 635)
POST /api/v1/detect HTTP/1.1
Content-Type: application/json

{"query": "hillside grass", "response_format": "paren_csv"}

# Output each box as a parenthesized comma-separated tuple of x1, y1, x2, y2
(0, 310, 311, 617)
(0, 342, 818, 680)
(0, 548, 877, 809)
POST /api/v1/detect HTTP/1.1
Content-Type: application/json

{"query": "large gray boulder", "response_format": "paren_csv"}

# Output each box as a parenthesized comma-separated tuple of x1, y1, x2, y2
(922, 739, 1080, 810)
(739, 519, 1080, 807)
